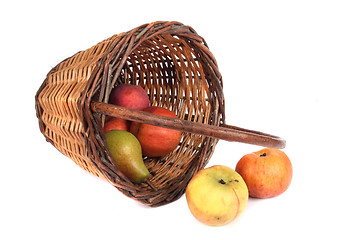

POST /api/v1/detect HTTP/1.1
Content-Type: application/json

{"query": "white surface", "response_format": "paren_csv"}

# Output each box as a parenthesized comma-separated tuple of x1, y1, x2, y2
(1, 0, 359, 239)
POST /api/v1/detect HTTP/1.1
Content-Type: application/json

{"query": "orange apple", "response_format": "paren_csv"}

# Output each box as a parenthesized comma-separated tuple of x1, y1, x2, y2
(235, 148, 292, 198)
(109, 84, 150, 110)
(186, 165, 248, 226)
(130, 106, 182, 157)
(104, 117, 130, 133)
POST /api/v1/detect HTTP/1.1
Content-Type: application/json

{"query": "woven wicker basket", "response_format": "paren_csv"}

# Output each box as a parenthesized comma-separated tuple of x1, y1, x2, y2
(35, 21, 285, 207)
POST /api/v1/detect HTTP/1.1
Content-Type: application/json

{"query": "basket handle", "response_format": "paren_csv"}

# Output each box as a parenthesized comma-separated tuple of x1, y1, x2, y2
(91, 101, 286, 149)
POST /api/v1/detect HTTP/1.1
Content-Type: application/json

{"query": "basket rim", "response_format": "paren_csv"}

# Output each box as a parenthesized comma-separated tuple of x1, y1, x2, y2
(81, 21, 225, 206)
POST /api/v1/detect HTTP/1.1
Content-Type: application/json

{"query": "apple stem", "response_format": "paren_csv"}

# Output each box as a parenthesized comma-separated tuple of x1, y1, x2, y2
(219, 179, 226, 184)
(260, 153, 267, 157)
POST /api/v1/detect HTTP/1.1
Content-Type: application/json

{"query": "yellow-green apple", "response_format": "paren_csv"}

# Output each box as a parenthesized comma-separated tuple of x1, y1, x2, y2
(109, 84, 150, 110)
(130, 106, 182, 157)
(186, 165, 248, 226)
(235, 148, 292, 198)
(104, 117, 130, 133)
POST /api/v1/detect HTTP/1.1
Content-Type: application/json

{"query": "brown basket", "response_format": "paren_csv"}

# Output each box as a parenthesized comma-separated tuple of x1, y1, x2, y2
(35, 21, 285, 207)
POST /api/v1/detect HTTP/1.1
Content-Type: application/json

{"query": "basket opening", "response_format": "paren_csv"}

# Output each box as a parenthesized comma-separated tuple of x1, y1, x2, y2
(98, 33, 218, 190)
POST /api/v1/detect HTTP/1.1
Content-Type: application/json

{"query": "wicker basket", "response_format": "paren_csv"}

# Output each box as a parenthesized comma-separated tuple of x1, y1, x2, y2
(35, 21, 285, 207)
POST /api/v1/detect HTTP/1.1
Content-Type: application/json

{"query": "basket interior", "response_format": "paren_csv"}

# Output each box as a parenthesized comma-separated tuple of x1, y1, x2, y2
(95, 33, 221, 192)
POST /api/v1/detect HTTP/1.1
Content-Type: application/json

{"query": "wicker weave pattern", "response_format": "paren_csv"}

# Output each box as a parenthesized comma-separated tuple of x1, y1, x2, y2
(36, 34, 122, 177)
(36, 22, 224, 206)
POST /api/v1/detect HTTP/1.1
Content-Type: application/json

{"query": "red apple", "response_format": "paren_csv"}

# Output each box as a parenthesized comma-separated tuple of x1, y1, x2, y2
(109, 84, 150, 110)
(130, 106, 182, 157)
(235, 148, 293, 198)
(104, 118, 130, 133)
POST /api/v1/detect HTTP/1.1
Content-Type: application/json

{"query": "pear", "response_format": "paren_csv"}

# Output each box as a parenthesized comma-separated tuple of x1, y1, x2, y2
(105, 130, 150, 183)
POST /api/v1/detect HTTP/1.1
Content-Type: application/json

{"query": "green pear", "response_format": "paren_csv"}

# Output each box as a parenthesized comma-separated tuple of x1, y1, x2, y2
(105, 130, 150, 183)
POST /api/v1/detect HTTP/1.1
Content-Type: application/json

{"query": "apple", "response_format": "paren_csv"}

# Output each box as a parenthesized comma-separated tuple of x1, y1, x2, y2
(235, 148, 292, 198)
(130, 106, 182, 157)
(186, 165, 248, 226)
(109, 84, 150, 110)
(104, 117, 130, 133)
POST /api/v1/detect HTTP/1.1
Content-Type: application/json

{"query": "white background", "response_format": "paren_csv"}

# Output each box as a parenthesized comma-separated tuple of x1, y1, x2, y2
(1, 0, 359, 239)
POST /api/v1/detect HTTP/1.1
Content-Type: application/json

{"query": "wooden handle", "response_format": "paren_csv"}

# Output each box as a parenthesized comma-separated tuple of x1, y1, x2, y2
(91, 101, 286, 149)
